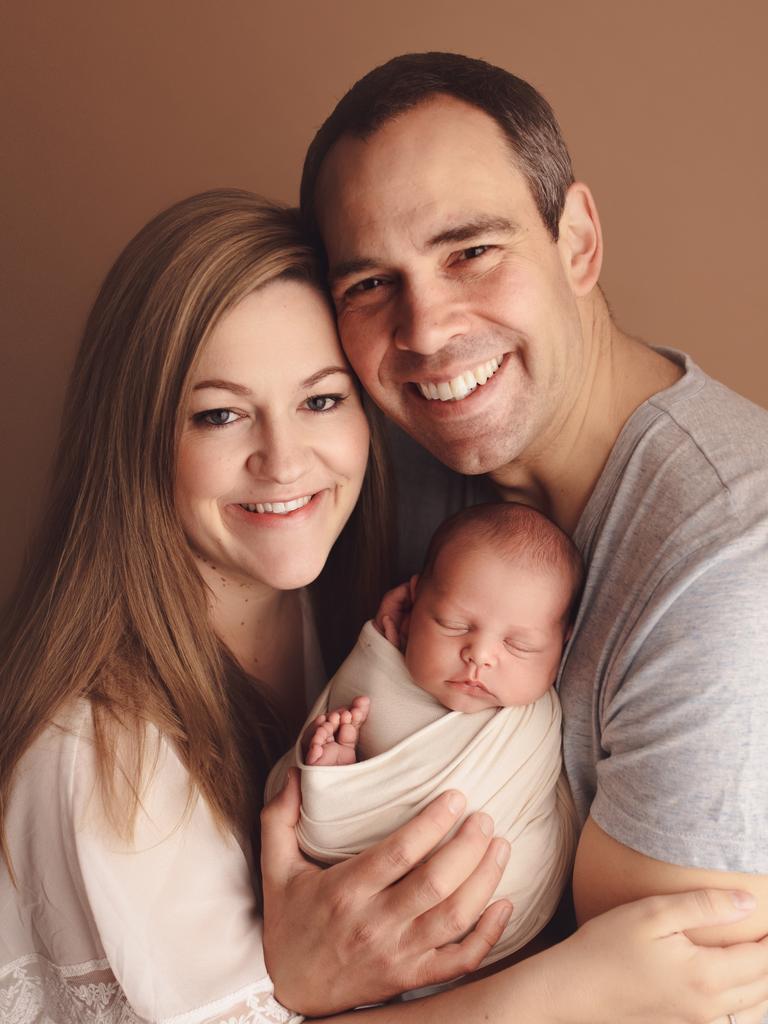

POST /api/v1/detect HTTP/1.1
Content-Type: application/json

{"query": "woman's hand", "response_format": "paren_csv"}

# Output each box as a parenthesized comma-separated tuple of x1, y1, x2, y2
(260, 770, 512, 1017)
(530, 889, 768, 1024)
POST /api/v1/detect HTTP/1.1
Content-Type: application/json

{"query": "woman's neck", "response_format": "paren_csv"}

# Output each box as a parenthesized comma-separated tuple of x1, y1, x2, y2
(194, 556, 307, 738)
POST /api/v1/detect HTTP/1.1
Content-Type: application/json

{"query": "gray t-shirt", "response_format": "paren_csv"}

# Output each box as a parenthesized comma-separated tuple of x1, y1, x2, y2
(388, 349, 768, 874)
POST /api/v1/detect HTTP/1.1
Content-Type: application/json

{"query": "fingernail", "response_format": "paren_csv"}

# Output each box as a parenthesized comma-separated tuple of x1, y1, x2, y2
(497, 901, 513, 926)
(446, 791, 464, 815)
(731, 890, 757, 910)
(476, 812, 492, 837)
(496, 840, 511, 867)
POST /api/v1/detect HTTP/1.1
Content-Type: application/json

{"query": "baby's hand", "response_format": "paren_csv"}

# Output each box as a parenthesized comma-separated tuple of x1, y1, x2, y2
(303, 696, 370, 766)
(373, 577, 416, 652)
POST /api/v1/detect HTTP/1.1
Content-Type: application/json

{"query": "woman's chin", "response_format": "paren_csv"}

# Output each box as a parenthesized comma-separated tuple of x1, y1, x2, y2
(254, 556, 327, 592)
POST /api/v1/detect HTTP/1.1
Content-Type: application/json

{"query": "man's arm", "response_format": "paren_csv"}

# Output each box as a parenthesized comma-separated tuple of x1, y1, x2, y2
(261, 775, 768, 1022)
(574, 815, 768, 945)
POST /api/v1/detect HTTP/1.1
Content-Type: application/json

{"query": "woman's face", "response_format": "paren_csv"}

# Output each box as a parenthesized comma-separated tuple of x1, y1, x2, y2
(176, 279, 370, 592)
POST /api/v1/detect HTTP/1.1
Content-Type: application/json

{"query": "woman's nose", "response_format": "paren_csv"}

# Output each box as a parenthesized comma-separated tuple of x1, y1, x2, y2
(246, 424, 310, 484)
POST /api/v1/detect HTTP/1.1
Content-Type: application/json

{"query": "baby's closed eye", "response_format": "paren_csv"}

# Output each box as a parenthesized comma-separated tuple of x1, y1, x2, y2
(435, 619, 470, 635)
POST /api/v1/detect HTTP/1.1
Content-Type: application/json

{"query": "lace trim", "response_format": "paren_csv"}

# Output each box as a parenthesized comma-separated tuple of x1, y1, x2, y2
(0, 955, 302, 1024)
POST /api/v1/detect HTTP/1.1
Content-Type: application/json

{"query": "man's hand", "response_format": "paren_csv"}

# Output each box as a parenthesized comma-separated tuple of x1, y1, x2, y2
(261, 770, 512, 1017)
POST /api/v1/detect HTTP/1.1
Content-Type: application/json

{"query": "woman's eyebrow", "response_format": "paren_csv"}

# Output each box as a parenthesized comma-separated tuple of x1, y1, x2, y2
(301, 365, 353, 388)
(193, 379, 251, 395)
(191, 367, 351, 395)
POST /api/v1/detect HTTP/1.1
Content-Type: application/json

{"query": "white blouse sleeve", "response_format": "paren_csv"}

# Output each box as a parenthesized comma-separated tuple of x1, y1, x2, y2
(68, 718, 303, 1024)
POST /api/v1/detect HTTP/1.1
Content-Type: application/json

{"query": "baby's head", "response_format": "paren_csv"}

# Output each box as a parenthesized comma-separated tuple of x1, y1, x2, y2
(404, 503, 583, 713)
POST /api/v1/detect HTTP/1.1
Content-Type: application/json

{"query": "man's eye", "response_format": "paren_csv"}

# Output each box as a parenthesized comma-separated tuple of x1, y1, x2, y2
(459, 245, 490, 260)
(347, 277, 386, 295)
(194, 408, 239, 428)
(305, 394, 344, 413)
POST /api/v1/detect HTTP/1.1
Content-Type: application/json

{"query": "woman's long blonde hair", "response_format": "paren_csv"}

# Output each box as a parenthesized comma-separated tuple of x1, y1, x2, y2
(0, 189, 394, 884)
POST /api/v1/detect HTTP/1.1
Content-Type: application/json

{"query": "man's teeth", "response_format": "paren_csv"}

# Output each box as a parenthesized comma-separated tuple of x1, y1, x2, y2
(240, 495, 312, 514)
(417, 356, 502, 402)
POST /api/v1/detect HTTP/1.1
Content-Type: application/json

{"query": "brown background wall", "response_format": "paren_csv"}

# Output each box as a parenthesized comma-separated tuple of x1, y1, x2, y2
(2, 0, 767, 602)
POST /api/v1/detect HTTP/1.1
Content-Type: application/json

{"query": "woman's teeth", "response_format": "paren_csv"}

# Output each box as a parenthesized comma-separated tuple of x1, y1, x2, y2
(417, 356, 503, 402)
(239, 495, 312, 515)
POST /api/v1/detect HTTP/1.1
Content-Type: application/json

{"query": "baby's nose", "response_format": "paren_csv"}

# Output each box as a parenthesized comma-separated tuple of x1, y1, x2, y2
(461, 640, 497, 668)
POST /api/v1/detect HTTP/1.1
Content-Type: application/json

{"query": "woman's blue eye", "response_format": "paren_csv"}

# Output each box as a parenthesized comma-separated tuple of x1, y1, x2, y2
(194, 408, 237, 427)
(305, 394, 343, 413)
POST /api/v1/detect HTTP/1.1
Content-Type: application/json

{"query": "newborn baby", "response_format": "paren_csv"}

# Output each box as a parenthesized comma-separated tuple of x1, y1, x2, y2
(268, 502, 582, 967)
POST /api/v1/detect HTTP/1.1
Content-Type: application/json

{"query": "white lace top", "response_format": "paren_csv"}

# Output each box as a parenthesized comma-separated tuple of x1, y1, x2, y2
(0, 703, 302, 1024)
(1, 598, 325, 1024)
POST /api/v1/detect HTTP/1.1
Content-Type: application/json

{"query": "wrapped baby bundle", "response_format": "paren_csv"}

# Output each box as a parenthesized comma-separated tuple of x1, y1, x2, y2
(266, 622, 577, 966)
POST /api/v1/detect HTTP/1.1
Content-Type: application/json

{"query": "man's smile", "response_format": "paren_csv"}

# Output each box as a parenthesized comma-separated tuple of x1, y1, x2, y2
(414, 354, 504, 401)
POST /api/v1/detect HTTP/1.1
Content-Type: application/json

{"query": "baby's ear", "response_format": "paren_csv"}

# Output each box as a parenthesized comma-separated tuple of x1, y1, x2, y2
(408, 574, 420, 603)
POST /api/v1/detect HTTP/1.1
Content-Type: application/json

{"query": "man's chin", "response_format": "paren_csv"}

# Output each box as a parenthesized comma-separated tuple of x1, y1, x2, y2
(406, 429, 507, 476)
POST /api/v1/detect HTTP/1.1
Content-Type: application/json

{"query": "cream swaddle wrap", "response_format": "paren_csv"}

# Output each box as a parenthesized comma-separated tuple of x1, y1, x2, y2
(267, 621, 577, 966)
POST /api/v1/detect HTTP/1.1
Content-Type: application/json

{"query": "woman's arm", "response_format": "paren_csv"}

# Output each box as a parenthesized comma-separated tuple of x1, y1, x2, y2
(262, 775, 768, 1024)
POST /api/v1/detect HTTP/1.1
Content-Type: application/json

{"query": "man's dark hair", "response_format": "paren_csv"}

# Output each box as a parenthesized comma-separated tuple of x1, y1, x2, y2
(300, 51, 575, 243)
(419, 502, 585, 627)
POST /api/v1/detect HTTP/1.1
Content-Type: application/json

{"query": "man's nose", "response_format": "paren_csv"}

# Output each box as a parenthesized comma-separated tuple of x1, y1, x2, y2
(394, 280, 469, 356)
(246, 422, 309, 484)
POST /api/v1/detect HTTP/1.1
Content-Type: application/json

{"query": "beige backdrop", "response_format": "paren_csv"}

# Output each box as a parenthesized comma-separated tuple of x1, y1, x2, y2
(2, 0, 767, 602)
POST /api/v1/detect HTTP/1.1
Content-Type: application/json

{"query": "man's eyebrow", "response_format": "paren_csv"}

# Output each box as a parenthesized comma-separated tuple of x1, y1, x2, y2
(426, 216, 518, 248)
(329, 217, 518, 284)
(329, 257, 380, 286)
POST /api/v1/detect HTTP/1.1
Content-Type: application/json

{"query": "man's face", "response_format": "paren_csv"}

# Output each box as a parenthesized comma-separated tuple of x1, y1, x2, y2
(315, 95, 588, 477)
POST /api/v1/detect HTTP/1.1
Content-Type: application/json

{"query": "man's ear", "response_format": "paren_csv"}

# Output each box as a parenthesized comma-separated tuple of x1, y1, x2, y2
(557, 182, 603, 296)
(408, 574, 420, 603)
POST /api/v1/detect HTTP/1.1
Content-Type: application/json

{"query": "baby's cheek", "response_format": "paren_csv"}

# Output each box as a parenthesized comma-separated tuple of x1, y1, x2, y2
(403, 632, 442, 692)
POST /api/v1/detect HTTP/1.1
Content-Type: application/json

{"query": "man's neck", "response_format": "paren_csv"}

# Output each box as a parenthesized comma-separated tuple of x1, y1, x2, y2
(490, 293, 683, 534)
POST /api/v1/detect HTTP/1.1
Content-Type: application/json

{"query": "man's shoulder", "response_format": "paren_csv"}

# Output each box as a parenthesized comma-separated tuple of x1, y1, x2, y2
(585, 350, 768, 553)
(646, 350, 768, 486)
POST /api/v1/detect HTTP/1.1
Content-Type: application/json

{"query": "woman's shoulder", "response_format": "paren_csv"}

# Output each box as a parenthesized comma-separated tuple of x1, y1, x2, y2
(11, 698, 92, 812)
(10, 698, 190, 840)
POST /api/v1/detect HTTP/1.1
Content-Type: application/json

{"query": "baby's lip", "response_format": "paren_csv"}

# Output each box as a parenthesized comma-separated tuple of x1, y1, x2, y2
(449, 678, 492, 694)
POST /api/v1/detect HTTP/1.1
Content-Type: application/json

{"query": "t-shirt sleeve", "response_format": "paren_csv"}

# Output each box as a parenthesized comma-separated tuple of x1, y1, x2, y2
(71, 724, 303, 1024)
(591, 543, 768, 873)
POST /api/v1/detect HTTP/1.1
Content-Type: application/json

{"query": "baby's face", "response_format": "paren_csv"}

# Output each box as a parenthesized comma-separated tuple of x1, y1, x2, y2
(404, 542, 572, 713)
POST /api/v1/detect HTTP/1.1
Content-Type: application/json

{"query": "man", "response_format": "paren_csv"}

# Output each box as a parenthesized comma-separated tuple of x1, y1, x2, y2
(300, 53, 768, 936)
(260, 53, 768, 1020)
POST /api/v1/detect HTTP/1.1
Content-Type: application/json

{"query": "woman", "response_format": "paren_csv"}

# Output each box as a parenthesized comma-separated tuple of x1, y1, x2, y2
(1, 189, 766, 1024)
